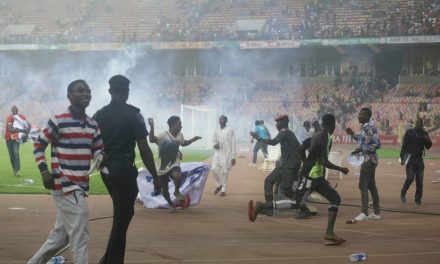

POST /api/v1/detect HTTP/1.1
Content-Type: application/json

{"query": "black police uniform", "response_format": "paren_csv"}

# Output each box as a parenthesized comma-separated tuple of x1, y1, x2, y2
(94, 100, 148, 264)
(400, 128, 432, 203)
(263, 128, 301, 202)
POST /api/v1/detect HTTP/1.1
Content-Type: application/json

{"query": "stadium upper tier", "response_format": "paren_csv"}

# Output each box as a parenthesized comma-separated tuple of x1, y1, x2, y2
(0, 0, 439, 44)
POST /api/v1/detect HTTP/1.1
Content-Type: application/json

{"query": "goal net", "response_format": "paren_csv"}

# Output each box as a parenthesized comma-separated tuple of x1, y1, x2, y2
(180, 104, 217, 149)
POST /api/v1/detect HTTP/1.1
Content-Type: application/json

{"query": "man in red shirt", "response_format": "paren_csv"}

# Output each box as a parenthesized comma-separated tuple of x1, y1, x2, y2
(4, 105, 30, 176)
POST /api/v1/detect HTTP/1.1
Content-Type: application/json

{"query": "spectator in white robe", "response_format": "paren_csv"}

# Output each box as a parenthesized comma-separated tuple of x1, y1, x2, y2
(212, 115, 236, 197)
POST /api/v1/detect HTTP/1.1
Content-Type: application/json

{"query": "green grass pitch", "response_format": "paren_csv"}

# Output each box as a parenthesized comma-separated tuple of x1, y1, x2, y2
(0, 140, 213, 194)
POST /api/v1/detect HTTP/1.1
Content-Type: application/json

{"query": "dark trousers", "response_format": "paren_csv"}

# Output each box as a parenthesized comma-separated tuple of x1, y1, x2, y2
(401, 157, 424, 203)
(264, 166, 299, 202)
(300, 177, 341, 207)
(158, 166, 182, 207)
(6, 140, 20, 172)
(252, 141, 268, 163)
(100, 161, 138, 264)
(359, 160, 380, 214)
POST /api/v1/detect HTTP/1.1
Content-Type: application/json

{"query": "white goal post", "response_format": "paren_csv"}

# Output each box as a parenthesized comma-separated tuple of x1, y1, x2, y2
(180, 104, 218, 149)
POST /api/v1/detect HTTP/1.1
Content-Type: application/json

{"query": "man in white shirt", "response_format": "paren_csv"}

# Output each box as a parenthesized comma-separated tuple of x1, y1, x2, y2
(212, 115, 236, 197)
(296, 121, 313, 144)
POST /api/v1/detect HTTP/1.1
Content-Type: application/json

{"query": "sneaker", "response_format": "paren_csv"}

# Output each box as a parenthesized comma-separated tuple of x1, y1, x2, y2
(219, 192, 226, 197)
(248, 200, 256, 222)
(214, 186, 222, 195)
(175, 194, 191, 208)
(415, 201, 422, 206)
(400, 195, 406, 204)
(248, 162, 257, 167)
(354, 212, 369, 221)
(14, 170, 21, 177)
(248, 200, 265, 222)
(183, 195, 191, 208)
(174, 192, 185, 201)
(368, 213, 382, 220)
(253, 201, 265, 217)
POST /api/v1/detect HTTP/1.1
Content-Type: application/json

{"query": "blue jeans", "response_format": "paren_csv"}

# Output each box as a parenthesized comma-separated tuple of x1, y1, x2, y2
(401, 156, 424, 203)
(6, 140, 20, 172)
(252, 141, 268, 163)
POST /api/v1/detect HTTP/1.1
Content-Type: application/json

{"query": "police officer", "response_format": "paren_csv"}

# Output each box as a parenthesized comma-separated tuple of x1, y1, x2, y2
(94, 75, 159, 264)
(400, 117, 432, 205)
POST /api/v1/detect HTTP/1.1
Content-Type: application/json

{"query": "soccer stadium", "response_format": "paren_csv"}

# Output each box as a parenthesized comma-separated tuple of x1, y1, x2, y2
(1, 0, 440, 263)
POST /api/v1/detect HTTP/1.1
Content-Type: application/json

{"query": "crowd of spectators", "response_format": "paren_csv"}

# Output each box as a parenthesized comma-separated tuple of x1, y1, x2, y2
(294, 0, 440, 40)
(2, 70, 440, 137)
(92, 75, 440, 133)
(1, 0, 440, 44)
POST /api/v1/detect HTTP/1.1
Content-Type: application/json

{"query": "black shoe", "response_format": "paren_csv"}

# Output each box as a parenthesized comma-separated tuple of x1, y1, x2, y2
(295, 209, 312, 219)
(254, 201, 265, 215)
(400, 195, 406, 204)
(214, 186, 222, 195)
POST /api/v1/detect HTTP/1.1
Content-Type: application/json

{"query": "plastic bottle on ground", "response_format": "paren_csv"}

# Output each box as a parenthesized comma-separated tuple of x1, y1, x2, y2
(23, 179, 34, 185)
(349, 253, 367, 262)
(47, 256, 67, 264)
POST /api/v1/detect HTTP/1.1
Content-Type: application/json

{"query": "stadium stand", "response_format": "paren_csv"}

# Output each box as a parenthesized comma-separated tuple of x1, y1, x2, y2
(1, 0, 440, 140)
(1, 0, 439, 44)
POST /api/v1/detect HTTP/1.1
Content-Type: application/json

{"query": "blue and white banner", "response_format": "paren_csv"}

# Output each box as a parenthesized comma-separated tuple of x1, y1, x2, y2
(137, 162, 210, 209)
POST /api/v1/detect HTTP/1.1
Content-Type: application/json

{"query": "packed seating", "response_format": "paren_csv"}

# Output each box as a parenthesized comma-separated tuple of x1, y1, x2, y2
(1, 0, 439, 44)
(1, 73, 439, 136)
(141, 78, 440, 136)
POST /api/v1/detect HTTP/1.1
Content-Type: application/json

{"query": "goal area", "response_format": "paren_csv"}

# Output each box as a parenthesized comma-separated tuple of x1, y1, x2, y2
(180, 104, 217, 149)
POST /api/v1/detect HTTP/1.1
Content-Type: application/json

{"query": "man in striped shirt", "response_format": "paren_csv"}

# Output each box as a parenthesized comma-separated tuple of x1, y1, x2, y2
(28, 80, 103, 264)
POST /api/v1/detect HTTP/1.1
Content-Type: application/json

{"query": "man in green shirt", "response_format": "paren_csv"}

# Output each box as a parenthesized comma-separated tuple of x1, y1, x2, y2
(296, 114, 349, 245)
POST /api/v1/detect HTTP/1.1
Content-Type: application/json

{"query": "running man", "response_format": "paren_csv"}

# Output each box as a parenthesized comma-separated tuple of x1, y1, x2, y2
(248, 115, 301, 218)
(295, 114, 349, 245)
(148, 116, 201, 212)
